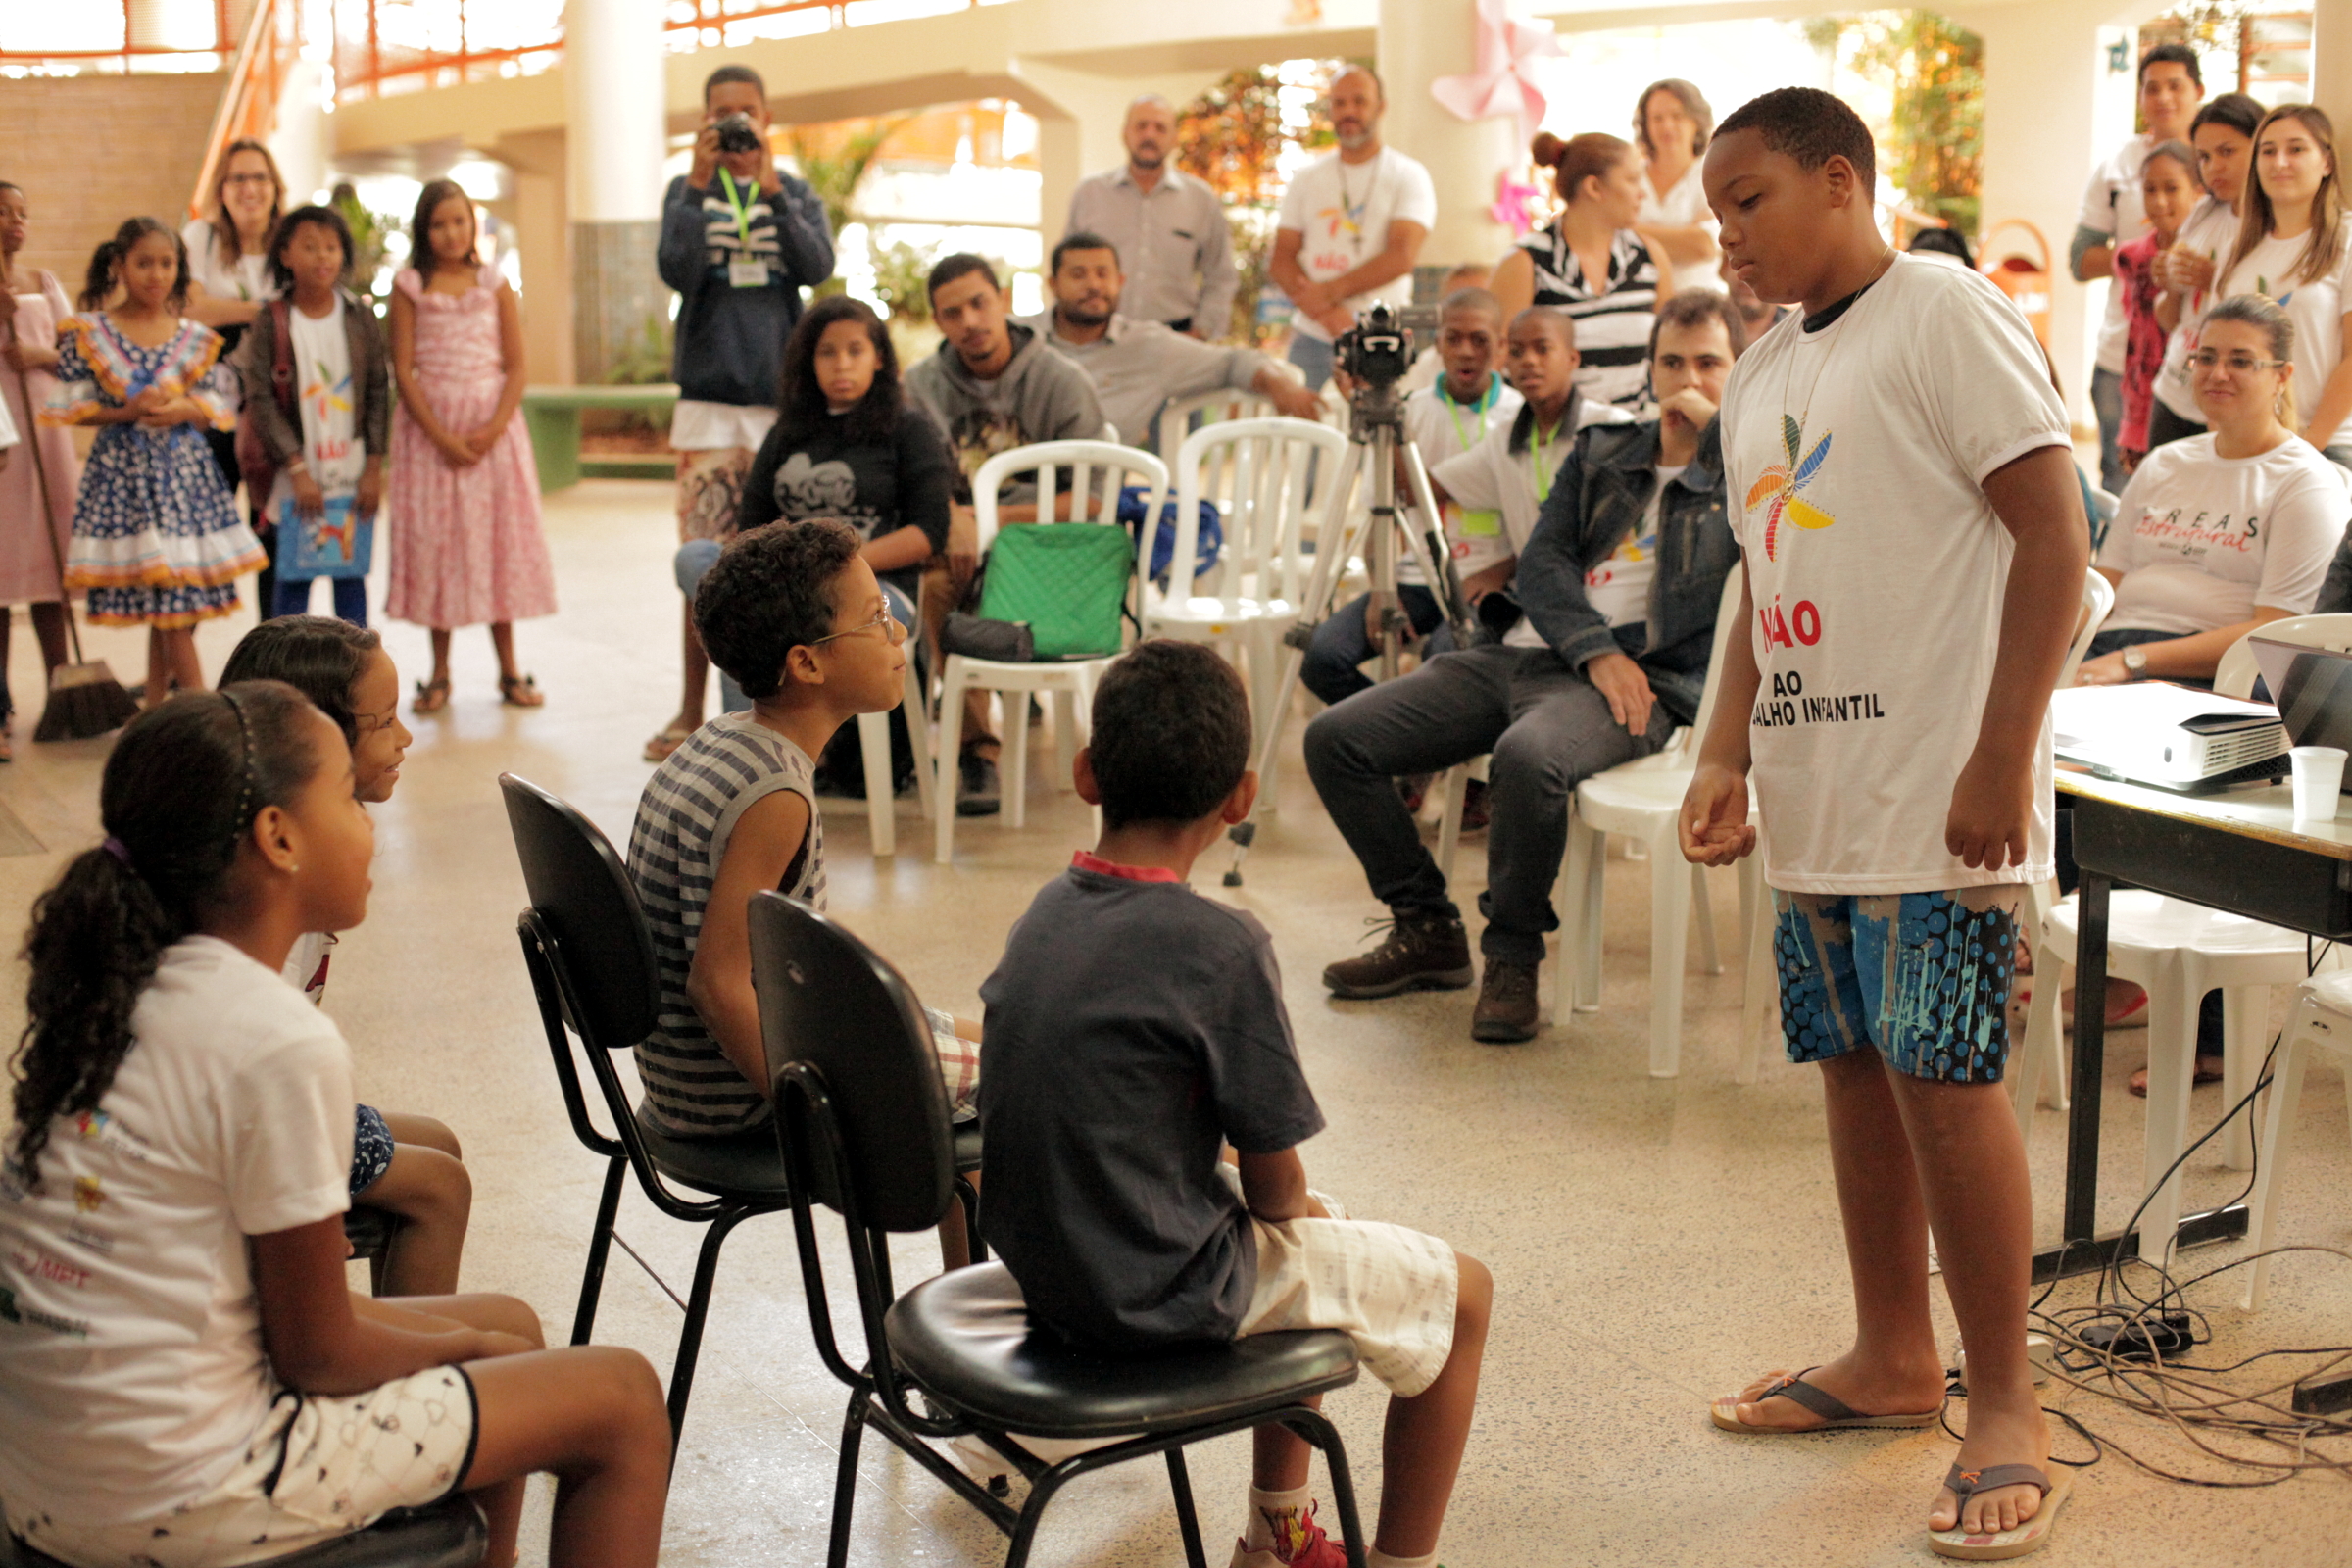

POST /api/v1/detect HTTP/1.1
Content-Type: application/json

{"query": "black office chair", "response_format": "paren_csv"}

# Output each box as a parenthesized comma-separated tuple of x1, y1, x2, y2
(498, 771, 796, 1446)
(747, 890, 1368, 1568)
(2, 1497, 485, 1568)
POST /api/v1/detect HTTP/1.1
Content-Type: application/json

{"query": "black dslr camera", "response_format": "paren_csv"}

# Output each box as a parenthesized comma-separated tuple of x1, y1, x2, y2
(712, 113, 763, 155)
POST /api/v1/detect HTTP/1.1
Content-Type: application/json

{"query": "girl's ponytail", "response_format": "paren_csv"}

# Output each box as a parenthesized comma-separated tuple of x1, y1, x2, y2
(8, 685, 324, 1182)
(78, 238, 119, 311)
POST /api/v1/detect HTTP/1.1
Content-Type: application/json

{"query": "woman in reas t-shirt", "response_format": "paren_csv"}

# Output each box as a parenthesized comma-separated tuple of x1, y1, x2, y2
(2076, 293, 2349, 688)
(2214, 104, 2352, 466)
(1493, 132, 1676, 412)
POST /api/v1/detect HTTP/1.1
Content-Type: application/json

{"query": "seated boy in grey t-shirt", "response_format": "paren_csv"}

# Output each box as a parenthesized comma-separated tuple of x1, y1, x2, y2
(628, 519, 980, 1149)
(979, 640, 1494, 1568)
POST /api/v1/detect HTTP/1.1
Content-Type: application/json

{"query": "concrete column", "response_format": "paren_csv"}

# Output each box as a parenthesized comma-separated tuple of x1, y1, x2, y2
(563, 0, 666, 383)
(497, 131, 574, 388)
(2314, 0, 2352, 119)
(1014, 61, 1221, 247)
(1960, 1, 2150, 431)
(1378, 0, 1517, 276)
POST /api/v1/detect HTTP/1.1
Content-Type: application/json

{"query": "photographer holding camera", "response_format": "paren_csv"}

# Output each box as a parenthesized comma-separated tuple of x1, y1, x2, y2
(646, 62, 836, 763)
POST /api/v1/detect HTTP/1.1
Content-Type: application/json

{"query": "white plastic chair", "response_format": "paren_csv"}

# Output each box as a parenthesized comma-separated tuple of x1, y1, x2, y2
(2013, 612, 2352, 1267)
(932, 440, 1169, 864)
(851, 652, 934, 857)
(2241, 969, 2352, 1308)
(1153, 388, 1275, 473)
(1143, 418, 1349, 769)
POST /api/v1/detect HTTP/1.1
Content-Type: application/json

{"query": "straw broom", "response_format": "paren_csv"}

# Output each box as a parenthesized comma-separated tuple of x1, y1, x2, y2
(8, 321, 137, 741)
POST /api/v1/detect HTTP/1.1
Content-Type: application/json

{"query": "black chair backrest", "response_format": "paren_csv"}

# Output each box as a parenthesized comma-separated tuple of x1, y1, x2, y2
(747, 890, 954, 1231)
(499, 772, 662, 1050)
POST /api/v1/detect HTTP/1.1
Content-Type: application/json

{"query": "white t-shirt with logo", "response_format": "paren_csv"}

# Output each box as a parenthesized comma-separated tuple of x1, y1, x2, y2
(1721, 255, 2071, 893)
(1586, 464, 1685, 627)
(1397, 375, 1523, 586)
(2099, 432, 2349, 634)
(1276, 147, 1438, 344)
(2217, 225, 2352, 449)
(268, 297, 365, 519)
(2078, 135, 2152, 377)
(1432, 398, 1635, 647)
(2152, 197, 2241, 425)
(0, 936, 353, 1526)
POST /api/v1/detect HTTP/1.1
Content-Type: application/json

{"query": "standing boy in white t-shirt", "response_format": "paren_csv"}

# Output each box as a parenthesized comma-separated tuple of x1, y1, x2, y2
(1269, 68, 1435, 390)
(1683, 89, 2089, 1560)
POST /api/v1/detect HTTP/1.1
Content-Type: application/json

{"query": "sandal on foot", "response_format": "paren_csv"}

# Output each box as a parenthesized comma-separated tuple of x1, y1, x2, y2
(1710, 1368, 1944, 1433)
(643, 720, 694, 763)
(411, 677, 452, 715)
(499, 673, 545, 709)
(1929, 1462, 2073, 1560)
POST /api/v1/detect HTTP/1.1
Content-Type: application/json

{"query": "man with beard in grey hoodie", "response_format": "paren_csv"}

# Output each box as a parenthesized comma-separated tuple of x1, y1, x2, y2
(906, 253, 1107, 816)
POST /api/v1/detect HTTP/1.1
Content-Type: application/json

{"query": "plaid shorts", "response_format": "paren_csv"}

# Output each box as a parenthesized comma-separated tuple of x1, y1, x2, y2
(926, 1006, 980, 1119)
(1220, 1170, 1460, 1398)
(8, 1365, 477, 1568)
(675, 447, 755, 544)
(1773, 886, 2024, 1083)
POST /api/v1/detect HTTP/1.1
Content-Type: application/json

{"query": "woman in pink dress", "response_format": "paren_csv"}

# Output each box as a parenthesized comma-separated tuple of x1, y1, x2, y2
(0, 183, 79, 759)
(387, 178, 556, 713)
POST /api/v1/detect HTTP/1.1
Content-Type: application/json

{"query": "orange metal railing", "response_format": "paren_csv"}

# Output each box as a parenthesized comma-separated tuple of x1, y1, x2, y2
(187, 0, 296, 222)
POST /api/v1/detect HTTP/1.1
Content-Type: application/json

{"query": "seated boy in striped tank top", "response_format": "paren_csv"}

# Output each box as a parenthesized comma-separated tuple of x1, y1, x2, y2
(627, 520, 983, 1245)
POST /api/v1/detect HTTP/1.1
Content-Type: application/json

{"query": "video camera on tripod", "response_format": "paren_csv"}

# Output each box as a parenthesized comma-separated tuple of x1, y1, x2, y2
(1332, 301, 1440, 391)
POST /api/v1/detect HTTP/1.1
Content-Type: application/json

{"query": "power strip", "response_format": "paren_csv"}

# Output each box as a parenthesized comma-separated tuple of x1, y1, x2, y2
(2292, 1369, 2352, 1418)
(1954, 1334, 2057, 1389)
(2080, 1313, 2195, 1362)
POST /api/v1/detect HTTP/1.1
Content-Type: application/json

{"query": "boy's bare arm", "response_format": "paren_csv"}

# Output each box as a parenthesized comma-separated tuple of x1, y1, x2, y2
(1950, 444, 2091, 871)
(1237, 1148, 1330, 1223)
(686, 788, 813, 1097)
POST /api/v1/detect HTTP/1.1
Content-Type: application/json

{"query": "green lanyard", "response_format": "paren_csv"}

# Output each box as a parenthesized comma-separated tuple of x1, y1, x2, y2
(1530, 414, 1563, 504)
(1439, 374, 1499, 455)
(718, 169, 757, 249)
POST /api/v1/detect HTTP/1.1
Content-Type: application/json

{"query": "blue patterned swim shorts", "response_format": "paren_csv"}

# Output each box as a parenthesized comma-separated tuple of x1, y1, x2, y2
(1772, 887, 2024, 1083)
(350, 1102, 395, 1195)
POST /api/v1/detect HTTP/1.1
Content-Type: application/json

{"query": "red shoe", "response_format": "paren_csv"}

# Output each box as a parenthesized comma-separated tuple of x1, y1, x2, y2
(1227, 1501, 1350, 1568)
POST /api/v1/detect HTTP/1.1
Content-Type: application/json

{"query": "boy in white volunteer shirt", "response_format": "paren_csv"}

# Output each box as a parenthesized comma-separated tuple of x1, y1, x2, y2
(1683, 89, 2089, 1560)
(1269, 68, 1435, 391)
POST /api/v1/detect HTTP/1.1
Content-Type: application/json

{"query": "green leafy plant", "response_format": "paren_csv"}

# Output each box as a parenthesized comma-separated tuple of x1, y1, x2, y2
(1805, 12, 1983, 236)
(788, 118, 908, 234)
(871, 239, 938, 325)
(328, 181, 402, 310)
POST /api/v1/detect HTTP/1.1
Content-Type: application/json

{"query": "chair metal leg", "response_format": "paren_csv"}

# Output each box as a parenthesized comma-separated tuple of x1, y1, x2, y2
(827, 1391, 868, 1568)
(570, 1156, 626, 1347)
(857, 710, 896, 858)
(1297, 1408, 1367, 1568)
(955, 1172, 987, 1264)
(1165, 1446, 1208, 1568)
(666, 1204, 755, 1445)
(1002, 1453, 1081, 1568)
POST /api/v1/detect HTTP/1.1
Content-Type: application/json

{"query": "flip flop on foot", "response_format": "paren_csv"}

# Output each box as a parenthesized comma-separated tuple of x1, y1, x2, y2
(499, 673, 545, 708)
(643, 720, 694, 763)
(411, 677, 452, 715)
(1710, 1367, 1944, 1433)
(1929, 1462, 2073, 1560)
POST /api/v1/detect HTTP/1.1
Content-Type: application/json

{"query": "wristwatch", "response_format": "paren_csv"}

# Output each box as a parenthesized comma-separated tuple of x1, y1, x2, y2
(2121, 646, 2148, 677)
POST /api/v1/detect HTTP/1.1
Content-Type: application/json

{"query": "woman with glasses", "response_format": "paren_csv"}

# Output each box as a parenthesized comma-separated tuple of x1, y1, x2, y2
(182, 137, 286, 612)
(2076, 294, 2348, 690)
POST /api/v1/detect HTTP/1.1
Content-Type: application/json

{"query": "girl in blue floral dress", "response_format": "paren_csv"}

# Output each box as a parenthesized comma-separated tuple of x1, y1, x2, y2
(44, 217, 264, 702)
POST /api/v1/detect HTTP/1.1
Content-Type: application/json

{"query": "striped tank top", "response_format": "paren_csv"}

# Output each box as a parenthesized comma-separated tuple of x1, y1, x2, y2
(1518, 223, 1663, 412)
(627, 712, 824, 1135)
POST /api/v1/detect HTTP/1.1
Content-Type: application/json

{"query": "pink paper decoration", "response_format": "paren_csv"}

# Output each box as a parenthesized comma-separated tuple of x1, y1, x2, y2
(1490, 173, 1543, 235)
(1430, 0, 1563, 144)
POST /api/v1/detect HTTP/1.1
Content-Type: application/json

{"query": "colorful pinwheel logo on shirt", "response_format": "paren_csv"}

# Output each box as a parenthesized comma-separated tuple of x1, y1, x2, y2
(1747, 415, 1835, 560)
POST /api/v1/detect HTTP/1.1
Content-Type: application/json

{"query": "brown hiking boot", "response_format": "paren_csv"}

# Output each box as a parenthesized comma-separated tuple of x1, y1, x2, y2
(1471, 959, 1542, 1043)
(1322, 912, 1474, 999)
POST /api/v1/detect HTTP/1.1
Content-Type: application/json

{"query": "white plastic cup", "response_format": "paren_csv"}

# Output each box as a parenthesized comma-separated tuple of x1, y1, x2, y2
(2291, 745, 2347, 820)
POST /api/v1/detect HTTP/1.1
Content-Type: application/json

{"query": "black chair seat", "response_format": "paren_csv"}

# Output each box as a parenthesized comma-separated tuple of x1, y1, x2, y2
(5, 1496, 485, 1568)
(953, 1118, 982, 1173)
(635, 1116, 794, 1200)
(885, 1262, 1358, 1440)
(343, 1203, 396, 1259)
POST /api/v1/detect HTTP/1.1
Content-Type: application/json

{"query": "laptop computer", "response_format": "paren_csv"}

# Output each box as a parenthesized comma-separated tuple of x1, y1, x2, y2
(2251, 637, 2352, 791)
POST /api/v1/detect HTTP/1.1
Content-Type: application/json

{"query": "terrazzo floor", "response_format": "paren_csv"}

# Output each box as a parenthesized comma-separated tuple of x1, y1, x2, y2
(2, 479, 2347, 1566)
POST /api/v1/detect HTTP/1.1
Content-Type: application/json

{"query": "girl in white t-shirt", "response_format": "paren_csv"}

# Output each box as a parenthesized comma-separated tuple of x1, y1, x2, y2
(2215, 104, 2352, 465)
(0, 684, 669, 1566)
(2077, 294, 2351, 687)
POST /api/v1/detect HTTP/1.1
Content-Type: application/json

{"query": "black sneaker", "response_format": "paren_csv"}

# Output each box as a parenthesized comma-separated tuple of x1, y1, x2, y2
(956, 751, 1002, 817)
(1471, 959, 1542, 1043)
(1322, 912, 1474, 999)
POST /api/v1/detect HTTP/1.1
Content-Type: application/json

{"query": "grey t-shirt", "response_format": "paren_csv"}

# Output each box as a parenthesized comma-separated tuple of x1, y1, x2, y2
(978, 859, 1325, 1348)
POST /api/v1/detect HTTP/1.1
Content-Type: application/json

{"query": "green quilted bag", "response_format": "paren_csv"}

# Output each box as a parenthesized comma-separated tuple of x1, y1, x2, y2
(976, 523, 1134, 661)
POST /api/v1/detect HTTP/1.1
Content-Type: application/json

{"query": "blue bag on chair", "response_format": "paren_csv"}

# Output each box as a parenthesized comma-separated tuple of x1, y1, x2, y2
(1116, 484, 1220, 587)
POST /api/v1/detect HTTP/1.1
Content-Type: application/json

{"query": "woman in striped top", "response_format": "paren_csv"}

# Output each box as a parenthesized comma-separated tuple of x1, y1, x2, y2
(1494, 131, 1676, 412)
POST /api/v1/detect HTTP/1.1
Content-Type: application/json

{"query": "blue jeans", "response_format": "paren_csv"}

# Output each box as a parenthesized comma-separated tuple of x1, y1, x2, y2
(674, 539, 914, 715)
(2090, 366, 2128, 495)
(1300, 585, 1449, 706)
(1288, 333, 1336, 392)
(272, 574, 368, 625)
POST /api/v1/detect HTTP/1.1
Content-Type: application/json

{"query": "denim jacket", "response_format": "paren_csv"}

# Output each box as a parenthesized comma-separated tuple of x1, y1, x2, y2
(1517, 416, 1740, 725)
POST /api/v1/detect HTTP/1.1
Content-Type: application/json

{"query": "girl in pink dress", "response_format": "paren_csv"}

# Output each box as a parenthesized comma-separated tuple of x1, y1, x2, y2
(0, 183, 79, 758)
(387, 179, 556, 712)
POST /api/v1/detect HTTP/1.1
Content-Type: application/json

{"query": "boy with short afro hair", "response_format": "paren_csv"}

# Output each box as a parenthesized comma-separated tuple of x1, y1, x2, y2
(628, 520, 980, 1171)
(979, 640, 1493, 1568)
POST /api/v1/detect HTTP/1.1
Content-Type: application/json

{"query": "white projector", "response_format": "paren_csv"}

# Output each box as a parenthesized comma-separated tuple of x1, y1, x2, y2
(2051, 682, 2287, 791)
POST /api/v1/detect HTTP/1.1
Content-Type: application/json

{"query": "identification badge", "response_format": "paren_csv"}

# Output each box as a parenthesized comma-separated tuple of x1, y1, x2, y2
(1458, 508, 1502, 538)
(728, 259, 770, 288)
